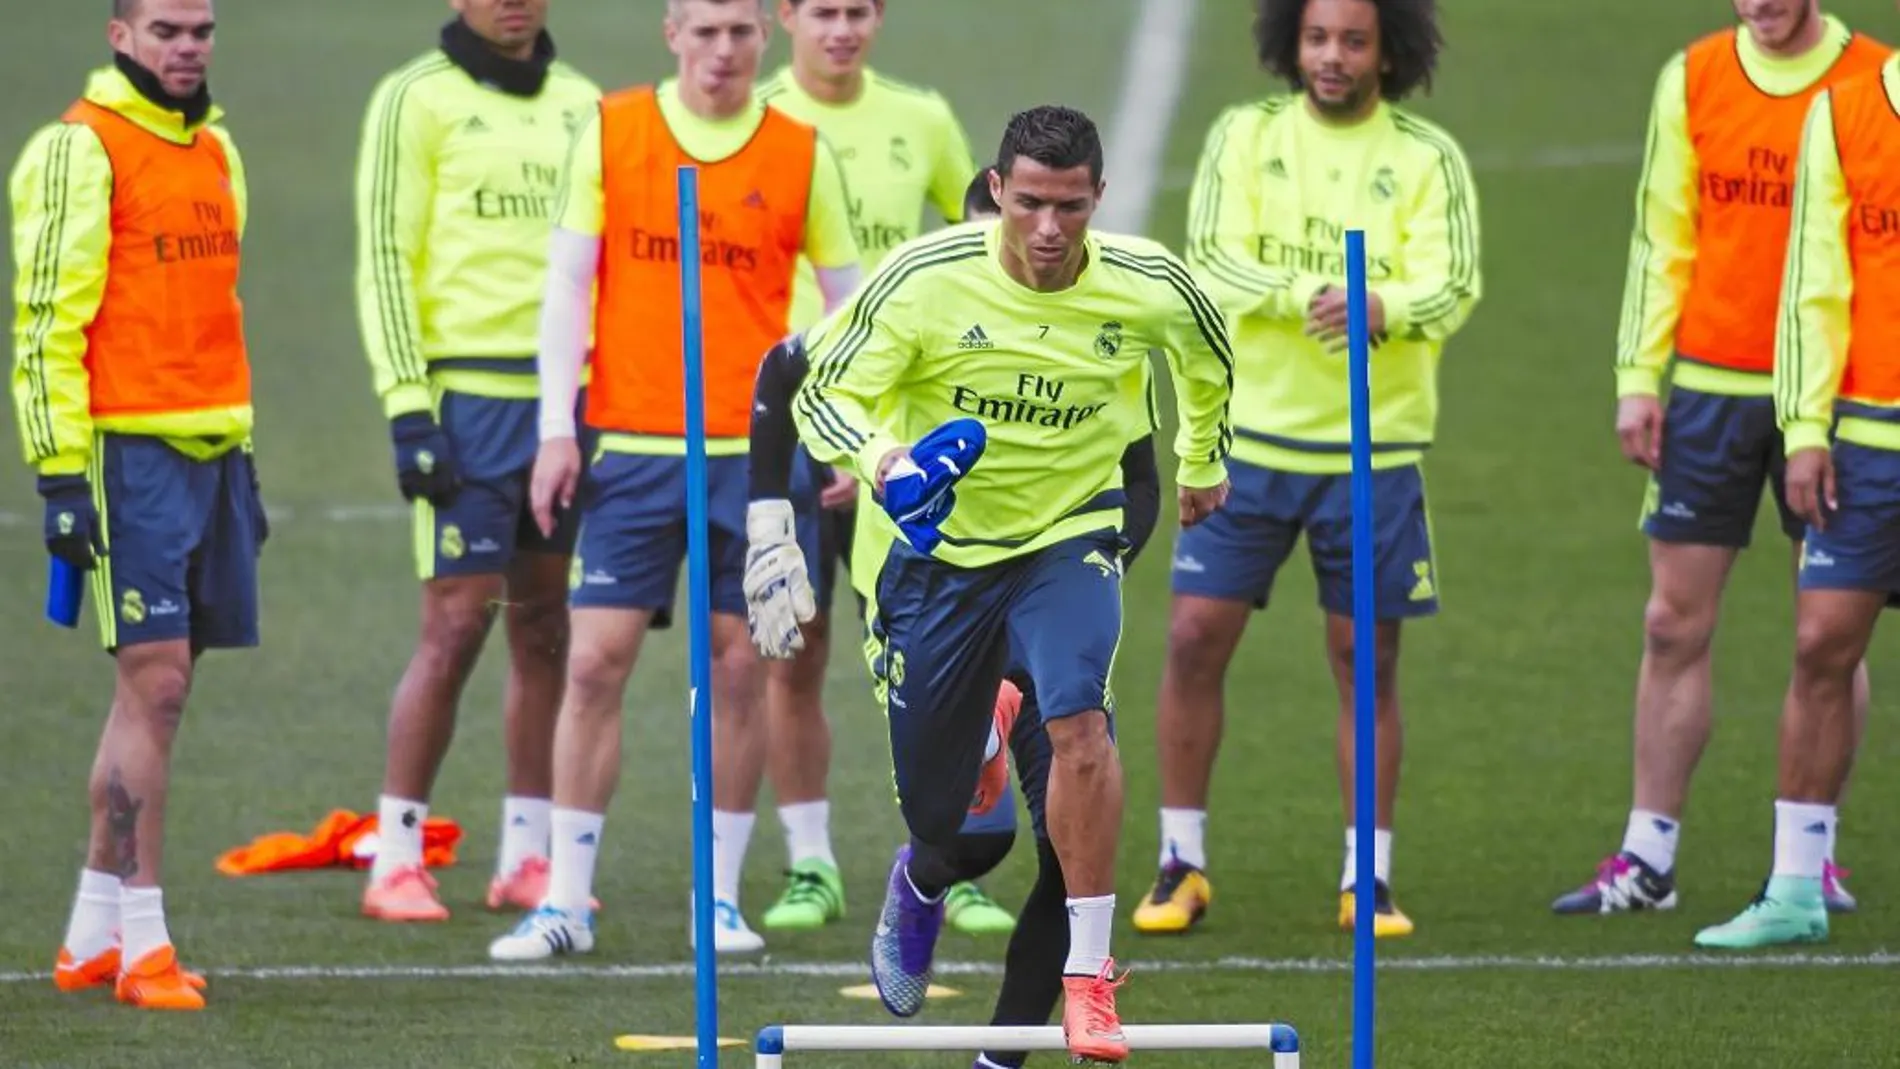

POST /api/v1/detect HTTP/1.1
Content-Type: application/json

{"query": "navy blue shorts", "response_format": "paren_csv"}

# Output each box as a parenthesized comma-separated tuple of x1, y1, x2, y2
(1797, 441, 1900, 606)
(872, 530, 1122, 846)
(1170, 458, 1439, 619)
(570, 451, 819, 623)
(1643, 388, 1803, 547)
(91, 434, 263, 652)
(417, 391, 588, 580)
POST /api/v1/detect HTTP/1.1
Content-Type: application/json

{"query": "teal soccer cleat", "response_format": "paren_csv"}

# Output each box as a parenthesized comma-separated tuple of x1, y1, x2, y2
(1693, 876, 1828, 950)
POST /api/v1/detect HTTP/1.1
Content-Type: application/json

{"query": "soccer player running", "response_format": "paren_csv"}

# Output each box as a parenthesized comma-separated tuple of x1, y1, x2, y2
(1135, 0, 1479, 940)
(795, 107, 1235, 1063)
(486, 0, 860, 961)
(1553, 0, 1884, 920)
(1695, 34, 1900, 949)
(12, 0, 263, 1011)
(748, 167, 1166, 1069)
(750, 0, 1002, 936)
(353, 0, 602, 924)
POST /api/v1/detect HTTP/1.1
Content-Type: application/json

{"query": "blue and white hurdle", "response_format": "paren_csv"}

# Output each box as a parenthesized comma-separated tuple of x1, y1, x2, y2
(752, 1023, 1302, 1067)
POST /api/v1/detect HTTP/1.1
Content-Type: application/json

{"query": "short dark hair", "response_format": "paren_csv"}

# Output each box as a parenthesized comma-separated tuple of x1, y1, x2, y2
(995, 106, 1103, 185)
(1253, 0, 1442, 102)
(962, 165, 1000, 218)
(113, 0, 137, 17)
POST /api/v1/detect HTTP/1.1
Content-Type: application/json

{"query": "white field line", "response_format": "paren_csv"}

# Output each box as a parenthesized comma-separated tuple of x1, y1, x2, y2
(3, 950, 1896, 985)
(1096, 0, 1201, 235)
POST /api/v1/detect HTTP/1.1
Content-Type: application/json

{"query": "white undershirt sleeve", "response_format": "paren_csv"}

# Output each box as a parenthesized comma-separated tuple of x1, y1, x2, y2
(537, 226, 601, 441)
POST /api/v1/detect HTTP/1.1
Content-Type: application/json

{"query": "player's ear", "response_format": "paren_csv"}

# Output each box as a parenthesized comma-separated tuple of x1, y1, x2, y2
(777, 0, 797, 32)
(987, 168, 1004, 208)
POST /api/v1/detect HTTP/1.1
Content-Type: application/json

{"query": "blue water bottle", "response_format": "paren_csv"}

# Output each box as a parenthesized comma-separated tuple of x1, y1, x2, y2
(46, 557, 82, 628)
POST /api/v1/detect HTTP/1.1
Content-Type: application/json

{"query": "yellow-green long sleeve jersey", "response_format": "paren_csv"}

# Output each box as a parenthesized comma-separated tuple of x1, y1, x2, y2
(794, 221, 1233, 570)
(354, 50, 601, 418)
(758, 66, 976, 332)
(1775, 57, 1900, 456)
(10, 67, 252, 476)
(1185, 96, 1481, 474)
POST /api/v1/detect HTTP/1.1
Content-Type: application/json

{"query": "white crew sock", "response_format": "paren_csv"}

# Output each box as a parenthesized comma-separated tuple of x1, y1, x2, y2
(548, 807, 605, 913)
(1158, 808, 1207, 870)
(1771, 800, 1835, 880)
(372, 795, 427, 880)
(1062, 894, 1116, 976)
(778, 801, 835, 867)
(120, 886, 171, 965)
(1621, 808, 1680, 873)
(498, 796, 553, 876)
(1825, 816, 1839, 868)
(1341, 827, 1393, 892)
(713, 809, 756, 906)
(62, 869, 120, 960)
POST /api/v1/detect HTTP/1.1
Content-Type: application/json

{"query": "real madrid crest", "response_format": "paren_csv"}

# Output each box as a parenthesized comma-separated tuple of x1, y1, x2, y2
(1094, 321, 1123, 359)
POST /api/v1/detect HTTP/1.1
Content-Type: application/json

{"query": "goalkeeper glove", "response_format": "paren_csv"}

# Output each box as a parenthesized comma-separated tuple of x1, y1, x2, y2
(389, 412, 462, 505)
(38, 474, 105, 571)
(743, 499, 817, 660)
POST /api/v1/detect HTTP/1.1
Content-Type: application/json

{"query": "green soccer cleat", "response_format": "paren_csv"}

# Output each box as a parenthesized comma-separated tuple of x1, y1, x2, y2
(944, 881, 1016, 935)
(1693, 876, 1828, 950)
(761, 860, 846, 931)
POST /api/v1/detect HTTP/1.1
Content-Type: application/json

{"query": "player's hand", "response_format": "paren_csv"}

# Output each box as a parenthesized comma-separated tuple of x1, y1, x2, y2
(245, 452, 270, 551)
(1305, 286, 1386, 352)
(1785, 447, 1837, 532)
(37, 474, 105, 571)
(1179, 480, 1230, 528)
(744, 499, 818, 660)
(820, 466, 859, 510)
(1615, 394, 1665, 471)
(874, 447, 913, 499)
(389, 412, 462, 506)
(530, 436, 583, 538)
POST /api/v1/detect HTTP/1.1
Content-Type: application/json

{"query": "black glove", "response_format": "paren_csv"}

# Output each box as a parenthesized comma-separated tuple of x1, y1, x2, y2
(245, 452, 270, 550)
(389, 412, 461, 505)
(38, 474, 105, 571)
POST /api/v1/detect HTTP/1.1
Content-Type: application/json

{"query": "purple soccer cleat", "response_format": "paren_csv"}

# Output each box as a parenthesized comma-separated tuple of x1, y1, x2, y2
(870, 845, 944, 1018)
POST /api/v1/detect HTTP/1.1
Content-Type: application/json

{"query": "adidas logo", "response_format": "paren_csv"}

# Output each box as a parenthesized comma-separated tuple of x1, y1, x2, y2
(464, 115, 488, 133)
(743, 189, 766, 209)
(958, 324, 994, 350)
(1267, 157, 1288, 178)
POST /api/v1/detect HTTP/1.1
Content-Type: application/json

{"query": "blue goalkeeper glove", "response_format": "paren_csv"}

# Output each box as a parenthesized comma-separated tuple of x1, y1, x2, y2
(880, 418, 986, 556)
(389, 412, 461, 506)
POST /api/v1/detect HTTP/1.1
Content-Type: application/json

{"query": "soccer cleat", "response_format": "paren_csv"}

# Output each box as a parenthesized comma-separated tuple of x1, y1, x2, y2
(486, 856, 600, 913)
(1824, 861, 1858, 914)
(945, 881, 1016, 934)
(488, 903, 596, 961)
(1550, 851, 1678, 915)
(762, 859, 846, 931)
(1337, 880, 1415, 938)
(115, 945, 205, 1011)
(1694, 876, 1828, 949)
(690, 895, 766, 954)
(54, 945, 122, 993)
(970, 681, 1022, 816)
(362, 863, 451, 922)
(870, 845, 944, 1018)
(1061, 959, 1130, 1064)
(1131, 862, 1211, 934)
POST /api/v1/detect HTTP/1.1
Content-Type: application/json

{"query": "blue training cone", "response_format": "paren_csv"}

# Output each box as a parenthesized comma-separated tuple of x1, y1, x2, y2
(880, 417, 987, 555)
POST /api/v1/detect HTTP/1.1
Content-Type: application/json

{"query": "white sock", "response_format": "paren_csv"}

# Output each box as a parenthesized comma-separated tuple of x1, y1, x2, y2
(498, 796, 553, 876)
(372, 795, 427, 879)
(62, 869, 120, 959)
(120, 886, 171, 965)
(1062, 894, 1115, 976)
(1341, 827, 1394, 892)
(778, 801, 835, 867)
(548, 807, 605, 913)
(713, 809, 756, 906)
(1825, 816, 1839, 868)
(1158, 808, 1207, 870)
(1771, 800, 1835, 879)
(1621, 808, 1680, 873)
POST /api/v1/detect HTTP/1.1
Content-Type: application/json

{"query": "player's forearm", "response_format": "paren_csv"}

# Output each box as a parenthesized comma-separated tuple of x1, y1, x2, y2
(1378, 276, 1480, 343)
(536, 227, 600, 441)
(748, 335, 810, 500)
(1118, 435, 1160, 565)
(1170, 381, 1232, 489)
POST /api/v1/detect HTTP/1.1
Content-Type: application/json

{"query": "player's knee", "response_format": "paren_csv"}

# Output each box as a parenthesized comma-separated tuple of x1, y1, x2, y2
(117, 649, 193, 735)
(1794, 614, 1860, 680)
(1166, 608, 1239, 681)
(507, 593, 570, 664)
(1641, 594, 1716, 663)
(565, 636, 636, 712)
(420, 594, 498, 665)
(1326, 630, 1401, 694)
(1045, 712, 1115, 775)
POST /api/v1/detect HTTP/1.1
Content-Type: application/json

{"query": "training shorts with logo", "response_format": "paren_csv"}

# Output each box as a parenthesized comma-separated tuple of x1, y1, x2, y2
(871, 529, 1122, 848)
(1171, 456, 1439, 619)
(1642, 386, 1803, 547)
(1796, 440, 1900, 608)
(90, 433, 264, 652)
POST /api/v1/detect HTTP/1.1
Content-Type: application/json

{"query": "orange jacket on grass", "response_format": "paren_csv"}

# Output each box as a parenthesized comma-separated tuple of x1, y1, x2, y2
(216, 809, 462, 876)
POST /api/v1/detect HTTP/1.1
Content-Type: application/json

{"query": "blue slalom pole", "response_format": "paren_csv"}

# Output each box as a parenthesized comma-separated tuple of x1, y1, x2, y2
(677, 165, 719, 1069)
(1344, 229, 1377, 1069)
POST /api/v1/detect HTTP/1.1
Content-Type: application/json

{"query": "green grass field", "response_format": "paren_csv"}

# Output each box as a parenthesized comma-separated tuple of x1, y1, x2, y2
(3, 2, 1899, 1066)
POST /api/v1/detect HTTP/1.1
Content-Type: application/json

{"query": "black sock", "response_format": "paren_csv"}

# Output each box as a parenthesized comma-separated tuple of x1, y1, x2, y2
(980, 837, 1068, 1068)
(906, 830, 1017, 899)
